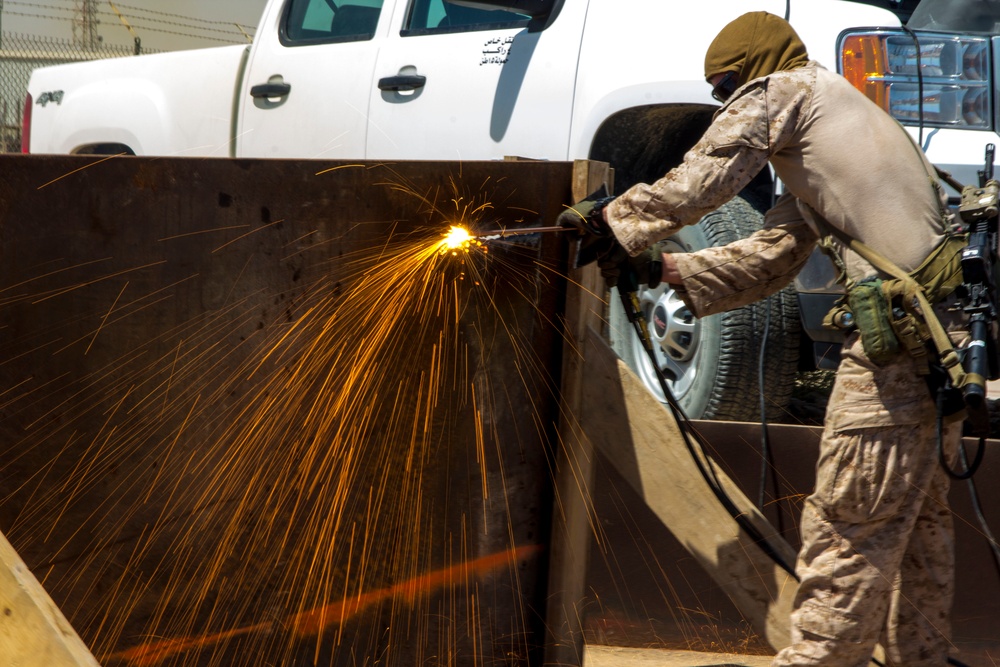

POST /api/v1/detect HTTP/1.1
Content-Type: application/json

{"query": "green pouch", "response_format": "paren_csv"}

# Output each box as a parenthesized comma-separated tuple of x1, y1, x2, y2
(846, 279, 899, 365)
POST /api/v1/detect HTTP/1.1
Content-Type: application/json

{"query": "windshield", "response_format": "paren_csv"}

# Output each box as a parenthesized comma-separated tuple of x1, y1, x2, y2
(908, 0, 1000, 33)
(845, 0, 919, 22)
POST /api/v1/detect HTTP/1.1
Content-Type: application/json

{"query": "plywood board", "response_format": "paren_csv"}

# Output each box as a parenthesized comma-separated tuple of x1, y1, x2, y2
(0, 530, 100, 667)
(577, 327, 798, 651)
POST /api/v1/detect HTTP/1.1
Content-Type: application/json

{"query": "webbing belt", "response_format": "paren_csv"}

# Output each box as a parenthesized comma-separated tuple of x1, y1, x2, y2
(822, 223, 967, 392)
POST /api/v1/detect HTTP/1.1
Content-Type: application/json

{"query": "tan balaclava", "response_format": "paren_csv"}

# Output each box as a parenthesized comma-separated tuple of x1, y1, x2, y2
(703, 11, 809, 86)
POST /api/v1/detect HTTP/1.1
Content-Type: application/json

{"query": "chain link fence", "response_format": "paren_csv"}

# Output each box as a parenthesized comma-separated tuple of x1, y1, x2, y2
(1, 33, 150, 152)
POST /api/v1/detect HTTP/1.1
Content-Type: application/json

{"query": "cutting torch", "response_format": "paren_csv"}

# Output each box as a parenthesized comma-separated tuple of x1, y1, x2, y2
(472, 225, 575, 241)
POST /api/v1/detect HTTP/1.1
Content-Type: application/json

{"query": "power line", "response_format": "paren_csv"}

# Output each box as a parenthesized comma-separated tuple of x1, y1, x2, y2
(7, 1, 255, 28)
(5, 1, 75, 17)
(3, 1, 257, 45)
(106, 2, 258, 28)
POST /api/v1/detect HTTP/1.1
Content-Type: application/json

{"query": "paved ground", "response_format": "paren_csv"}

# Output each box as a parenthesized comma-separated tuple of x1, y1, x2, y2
(584, 645, 773, 667)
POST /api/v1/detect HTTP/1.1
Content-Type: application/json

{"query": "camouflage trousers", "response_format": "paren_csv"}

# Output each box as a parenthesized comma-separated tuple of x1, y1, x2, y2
(773, 334, 960, 667)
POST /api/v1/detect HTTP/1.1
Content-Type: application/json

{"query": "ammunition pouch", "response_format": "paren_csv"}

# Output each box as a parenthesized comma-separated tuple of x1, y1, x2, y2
(844, 279, 900, 365)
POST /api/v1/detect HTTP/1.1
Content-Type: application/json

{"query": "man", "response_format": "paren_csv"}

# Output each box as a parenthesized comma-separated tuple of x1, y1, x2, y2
(574, 11, 963, 667)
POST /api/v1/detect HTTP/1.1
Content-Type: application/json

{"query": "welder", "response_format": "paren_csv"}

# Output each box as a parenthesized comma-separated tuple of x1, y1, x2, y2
(562, 11, 969, 667)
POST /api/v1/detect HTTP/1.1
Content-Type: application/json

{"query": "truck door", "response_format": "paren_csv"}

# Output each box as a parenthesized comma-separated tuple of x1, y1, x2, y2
(237, 0, 392, 158)
(365, 0, 584, 160)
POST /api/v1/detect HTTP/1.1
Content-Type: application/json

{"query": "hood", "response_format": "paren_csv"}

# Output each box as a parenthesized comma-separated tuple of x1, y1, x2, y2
(703, 11, 809, 86)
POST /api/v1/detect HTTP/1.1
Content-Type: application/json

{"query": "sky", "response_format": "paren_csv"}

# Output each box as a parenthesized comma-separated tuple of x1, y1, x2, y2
(2, 0, 269, 52)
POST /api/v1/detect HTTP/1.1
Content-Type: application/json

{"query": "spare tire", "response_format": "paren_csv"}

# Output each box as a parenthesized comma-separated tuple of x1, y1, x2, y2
(607, 195, 800, 421)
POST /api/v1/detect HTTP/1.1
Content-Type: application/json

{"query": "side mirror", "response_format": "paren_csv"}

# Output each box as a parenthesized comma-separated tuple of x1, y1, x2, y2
(445, 0, 556, 20)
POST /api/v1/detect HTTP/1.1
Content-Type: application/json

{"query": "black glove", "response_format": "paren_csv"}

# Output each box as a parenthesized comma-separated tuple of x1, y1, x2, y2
(600, 245, 664, 290)
(556, 185, 615, 239)
(557, 186, 619, 269)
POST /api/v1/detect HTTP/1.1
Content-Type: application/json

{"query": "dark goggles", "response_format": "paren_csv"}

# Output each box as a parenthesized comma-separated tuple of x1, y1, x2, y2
(711, 71, 739, 103)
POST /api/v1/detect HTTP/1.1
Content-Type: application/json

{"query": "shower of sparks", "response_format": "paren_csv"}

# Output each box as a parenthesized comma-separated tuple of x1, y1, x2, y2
(0, 171, 567, 666)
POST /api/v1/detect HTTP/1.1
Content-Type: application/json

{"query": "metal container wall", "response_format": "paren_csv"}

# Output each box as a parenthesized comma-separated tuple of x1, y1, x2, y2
(0, 155, 573, 666)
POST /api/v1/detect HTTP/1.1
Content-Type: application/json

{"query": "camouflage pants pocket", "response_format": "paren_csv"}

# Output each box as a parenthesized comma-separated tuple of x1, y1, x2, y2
(816, 422, 930, 524)
(813, 430, 868, 524)
(796, 597, 864, 644)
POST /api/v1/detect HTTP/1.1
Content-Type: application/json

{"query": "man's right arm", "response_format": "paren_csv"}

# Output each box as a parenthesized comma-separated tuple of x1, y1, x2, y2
(667, 194, 819, 317)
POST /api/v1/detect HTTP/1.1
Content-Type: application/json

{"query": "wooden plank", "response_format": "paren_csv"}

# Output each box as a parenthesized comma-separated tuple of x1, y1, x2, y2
(543, 160, 613, 666)
(583, 645, 773, 667)
(577, 327, 798, 651)
(0, 530, 101, 667)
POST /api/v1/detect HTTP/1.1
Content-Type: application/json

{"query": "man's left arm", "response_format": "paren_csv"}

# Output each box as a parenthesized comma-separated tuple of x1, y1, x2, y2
(664, 194, 819, 317)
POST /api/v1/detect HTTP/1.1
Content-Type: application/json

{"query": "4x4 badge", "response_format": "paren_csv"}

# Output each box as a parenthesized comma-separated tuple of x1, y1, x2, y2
(38, 90, 64, 107)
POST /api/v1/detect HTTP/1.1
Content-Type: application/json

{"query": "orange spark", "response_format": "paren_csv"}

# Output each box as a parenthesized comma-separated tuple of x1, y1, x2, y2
(109, 544, 542, 666)
(290, 543, 542, 637)
(109, 623, 268, 667)
(35, 152, 127, 190)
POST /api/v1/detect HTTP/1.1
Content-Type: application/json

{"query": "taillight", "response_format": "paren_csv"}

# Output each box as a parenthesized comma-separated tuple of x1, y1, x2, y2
(21, 93, 32, 153)
(839, 30, 991, 130)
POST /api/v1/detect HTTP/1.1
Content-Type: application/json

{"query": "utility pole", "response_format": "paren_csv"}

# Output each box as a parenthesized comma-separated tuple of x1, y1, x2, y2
(72, 0, 100, 50)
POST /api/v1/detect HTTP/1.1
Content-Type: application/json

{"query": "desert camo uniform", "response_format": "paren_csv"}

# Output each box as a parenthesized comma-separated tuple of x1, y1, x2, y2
(604, 12, 961, 667)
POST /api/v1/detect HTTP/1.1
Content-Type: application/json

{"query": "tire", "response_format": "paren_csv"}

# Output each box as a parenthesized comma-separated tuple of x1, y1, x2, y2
(608, 195, 801, 421)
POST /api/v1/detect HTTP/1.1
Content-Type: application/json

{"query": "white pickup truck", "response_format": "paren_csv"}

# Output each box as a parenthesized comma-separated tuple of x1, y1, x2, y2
(22, 0, 991, 421)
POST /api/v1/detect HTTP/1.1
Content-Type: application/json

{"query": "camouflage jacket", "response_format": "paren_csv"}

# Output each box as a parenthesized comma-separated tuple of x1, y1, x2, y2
(605, 62, 950, 318)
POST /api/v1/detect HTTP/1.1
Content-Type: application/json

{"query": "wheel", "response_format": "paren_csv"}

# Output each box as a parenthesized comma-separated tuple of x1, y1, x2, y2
(608, 195, 801, 421)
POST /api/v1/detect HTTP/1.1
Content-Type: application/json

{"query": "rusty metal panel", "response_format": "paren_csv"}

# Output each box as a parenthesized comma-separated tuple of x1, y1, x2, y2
(0, 155, 574, 665)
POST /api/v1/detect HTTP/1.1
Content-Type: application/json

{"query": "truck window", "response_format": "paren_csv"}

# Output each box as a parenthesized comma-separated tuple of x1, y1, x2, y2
(908, 0, 1000, 33)
(282, 0, 384, 44)
(403, 0, 530, 35)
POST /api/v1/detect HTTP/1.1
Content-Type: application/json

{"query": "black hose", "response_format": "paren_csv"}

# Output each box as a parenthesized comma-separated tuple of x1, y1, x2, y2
(935, 387, 1000, 588)
(617, 287, 799, 579)
(757, 297, 771, 511)
(962, 452, 1000, 574)
(873, 652, 970, 665)
(937, 390, 986, 480)
(902, 25, 926, 148)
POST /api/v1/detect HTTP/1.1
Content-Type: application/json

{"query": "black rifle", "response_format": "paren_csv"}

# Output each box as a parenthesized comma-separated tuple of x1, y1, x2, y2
(957, 143, 1000, 432)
